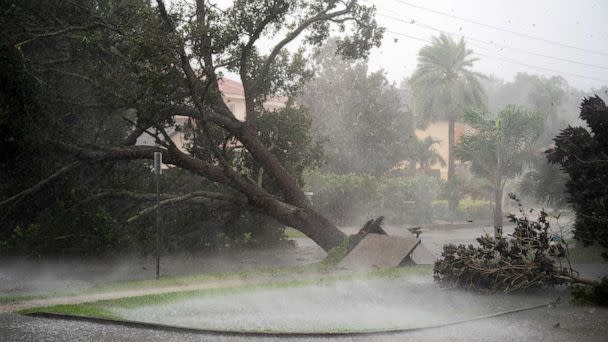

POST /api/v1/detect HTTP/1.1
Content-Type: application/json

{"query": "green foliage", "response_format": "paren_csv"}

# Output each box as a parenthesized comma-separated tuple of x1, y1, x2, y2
(3, 0, 384, 255)
(20, 304, 120, 320)
(284, 227, 306, 239)
(548, 96, 608, 254)
(299, 39, 415, 176)
(4, 203, 122, 257)
(438, 177, 463, 214)
(319, 235, 352, 268)
(242, 105, 325, 188)
(518, 156, 568, 207)
(431, 199, 492, 221)
(484, 73, 578, 145)
(434, 197, 571, 292)
(413, 136, 445, 171)
(408, 33, 487, 127)
(457, 106, 544, 180)
(408, 33, 487, 212)
(305, 171, 439, 225)
(456, 106, 544, 226)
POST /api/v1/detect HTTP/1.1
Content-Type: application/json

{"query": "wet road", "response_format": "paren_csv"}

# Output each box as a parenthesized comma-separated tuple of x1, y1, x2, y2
(2, 302, 608, 342)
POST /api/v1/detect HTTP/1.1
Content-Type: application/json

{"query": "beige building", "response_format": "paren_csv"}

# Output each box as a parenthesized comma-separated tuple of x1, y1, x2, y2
(137, 78, 286, 151)
(415, 120, 469, 179)
(220, 78, 247, 120)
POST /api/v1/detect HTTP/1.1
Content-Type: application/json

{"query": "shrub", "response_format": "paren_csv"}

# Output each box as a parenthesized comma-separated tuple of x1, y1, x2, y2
(304, 171, 439, 225)
(432, 199, 493, 221)
(547, 96, 608, 255)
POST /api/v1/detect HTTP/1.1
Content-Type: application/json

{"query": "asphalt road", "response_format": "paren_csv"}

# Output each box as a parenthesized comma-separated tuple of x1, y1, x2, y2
(2, 302, 607, 342)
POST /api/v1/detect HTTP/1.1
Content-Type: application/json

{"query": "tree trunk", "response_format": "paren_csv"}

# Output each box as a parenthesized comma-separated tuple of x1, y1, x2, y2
(493, 183, 503, 238)
(169, 145, 347, 252)
(447, 116, 458, 213)
(493, 137, 503, 237)
(448, 117, 455, 182)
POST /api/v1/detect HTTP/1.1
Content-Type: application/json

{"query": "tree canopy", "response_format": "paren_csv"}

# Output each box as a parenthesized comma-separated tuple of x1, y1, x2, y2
(408, 33, 486, 128)
(0, 0, 384, 253)
(548, 96, 608, 254)
(456, 106, 543, 235)
(299, 39, 414, 176)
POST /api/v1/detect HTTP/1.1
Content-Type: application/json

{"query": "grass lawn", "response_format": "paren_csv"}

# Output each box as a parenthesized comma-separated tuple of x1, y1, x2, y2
(0, 262, 333, 305)
(283, 227, 307, 238)
(19, 265, 433, 320)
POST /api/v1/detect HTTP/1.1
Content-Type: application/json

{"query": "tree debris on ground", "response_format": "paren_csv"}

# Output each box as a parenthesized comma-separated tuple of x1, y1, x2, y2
(433, 194, 596, 293)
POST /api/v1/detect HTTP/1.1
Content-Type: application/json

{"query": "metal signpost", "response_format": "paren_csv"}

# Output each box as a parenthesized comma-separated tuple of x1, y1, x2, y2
(154, 152, 162, 280)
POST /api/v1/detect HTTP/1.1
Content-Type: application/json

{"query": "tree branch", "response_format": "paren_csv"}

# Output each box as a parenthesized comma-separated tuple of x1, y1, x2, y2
(156, 0, 239, 126)
(255, 1, 355, 94)
(126, 190, 247, 223)
(0, 162, 80, 209)
(14, 24, 103, 48)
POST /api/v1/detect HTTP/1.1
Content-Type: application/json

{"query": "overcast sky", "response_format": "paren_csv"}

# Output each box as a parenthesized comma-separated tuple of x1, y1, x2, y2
(172, 0, 608, 91)
(365, 0, 608, 91)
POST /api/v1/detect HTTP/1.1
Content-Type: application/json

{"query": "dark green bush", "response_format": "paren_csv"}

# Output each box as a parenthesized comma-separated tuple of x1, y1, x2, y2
(4, 202, 123, 257)
(547, 96, 608, 255)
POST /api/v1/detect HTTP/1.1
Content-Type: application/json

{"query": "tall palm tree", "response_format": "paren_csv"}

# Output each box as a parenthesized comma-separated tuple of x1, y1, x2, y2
(409, 33, 487, 210)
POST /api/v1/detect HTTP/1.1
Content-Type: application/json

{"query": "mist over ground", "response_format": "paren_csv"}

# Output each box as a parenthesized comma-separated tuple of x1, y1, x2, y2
(1, 0, 607, 340)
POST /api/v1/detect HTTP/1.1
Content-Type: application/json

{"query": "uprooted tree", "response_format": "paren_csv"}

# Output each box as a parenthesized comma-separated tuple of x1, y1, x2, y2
(0, 0, 384, 252)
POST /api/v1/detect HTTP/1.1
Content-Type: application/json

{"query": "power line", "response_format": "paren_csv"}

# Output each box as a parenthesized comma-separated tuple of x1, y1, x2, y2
(378, 12, 608, 71)
(387, 0, 608, 57)
(473, 52, 608, 83)
(384, 30, 608, 84)
(385, 29, 431, 44)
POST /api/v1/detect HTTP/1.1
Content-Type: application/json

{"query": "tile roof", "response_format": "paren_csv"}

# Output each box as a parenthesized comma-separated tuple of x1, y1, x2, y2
(218, 78, 244, 96)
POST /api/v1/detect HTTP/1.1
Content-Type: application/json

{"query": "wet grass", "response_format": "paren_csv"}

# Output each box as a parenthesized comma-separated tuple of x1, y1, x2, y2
(2, 263, 327, 304)
(5, 239, 428, 305)
(20, 265, 433, 319)
(283, 227, 307, 238)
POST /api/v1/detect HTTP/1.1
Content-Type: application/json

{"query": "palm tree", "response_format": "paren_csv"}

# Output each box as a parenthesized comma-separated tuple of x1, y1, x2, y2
(456, 106, 544, 237)
(409, 33, 487, 210)
(414, 136, 446, 172)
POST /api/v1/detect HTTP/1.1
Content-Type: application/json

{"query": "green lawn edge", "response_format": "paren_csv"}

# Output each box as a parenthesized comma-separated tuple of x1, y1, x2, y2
(1, 262, 330, 305)
(19, 265, 433, 318)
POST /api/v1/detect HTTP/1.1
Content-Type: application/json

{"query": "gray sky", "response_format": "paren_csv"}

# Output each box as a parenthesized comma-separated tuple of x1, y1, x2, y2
(366, 0, 608, 91)
(174, 0, 608, 91)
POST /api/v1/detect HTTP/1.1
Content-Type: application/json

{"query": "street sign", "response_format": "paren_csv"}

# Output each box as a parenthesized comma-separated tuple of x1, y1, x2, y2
(154, 152, 162, 174)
